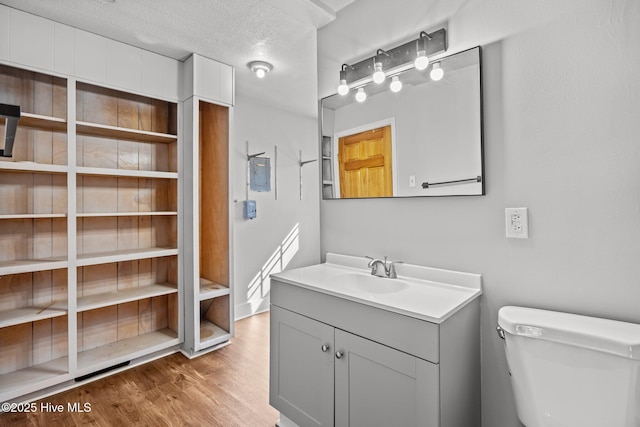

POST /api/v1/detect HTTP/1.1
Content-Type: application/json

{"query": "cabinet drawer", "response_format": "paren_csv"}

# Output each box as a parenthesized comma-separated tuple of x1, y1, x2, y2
(272, 280, 440, 363)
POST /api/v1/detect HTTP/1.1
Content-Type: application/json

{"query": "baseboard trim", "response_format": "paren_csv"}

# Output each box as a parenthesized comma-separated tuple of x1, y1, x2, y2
(235, 298, 270, 321)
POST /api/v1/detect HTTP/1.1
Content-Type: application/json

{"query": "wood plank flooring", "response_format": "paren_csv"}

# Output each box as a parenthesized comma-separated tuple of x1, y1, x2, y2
(0, 312, 279, 427)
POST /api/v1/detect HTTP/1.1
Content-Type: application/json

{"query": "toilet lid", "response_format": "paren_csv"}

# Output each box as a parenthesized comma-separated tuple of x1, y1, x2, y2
(498, 306, 640, 360)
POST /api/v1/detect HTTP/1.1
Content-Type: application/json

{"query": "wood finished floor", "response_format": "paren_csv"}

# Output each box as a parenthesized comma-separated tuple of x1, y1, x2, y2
(1, 312, 278, 427)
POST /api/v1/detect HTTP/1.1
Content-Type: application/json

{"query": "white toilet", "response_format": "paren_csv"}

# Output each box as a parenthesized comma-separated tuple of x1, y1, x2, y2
(497, 306, 640, 427)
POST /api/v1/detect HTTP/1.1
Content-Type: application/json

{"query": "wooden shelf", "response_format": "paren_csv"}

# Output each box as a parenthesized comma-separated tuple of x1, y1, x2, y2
(199, 278, 230, 301)
(199, 320, 230, 347)
(0, 161, 68, 174)
(77, 247, 178, 267)
(76, 328, 179, 375)
(0, 357, 68, 403)
(76, 166, 178, 179)
(77, 283, 178, 312)
(0, 213, 67, 220)
(76, 121, 177, 144)
(1, 64, 182, 401)
(19, 112, 67, 132)
(0, 257, 68, 276)
(76, 211, 177, 218)
(1, 112, 66, 133)
(0, 306, 68, 329)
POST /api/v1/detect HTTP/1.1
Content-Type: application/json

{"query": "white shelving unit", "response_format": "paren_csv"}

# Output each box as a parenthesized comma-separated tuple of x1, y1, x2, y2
(181, 56, 234, 357)
(0, 7, 236, 401)
(0, 62, 70, 402)
(0, 63, 181, 402)
(73, 79, 181, 386)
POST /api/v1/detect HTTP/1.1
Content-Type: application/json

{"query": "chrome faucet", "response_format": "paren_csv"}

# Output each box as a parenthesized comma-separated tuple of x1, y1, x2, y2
(366, 256, 402, 279)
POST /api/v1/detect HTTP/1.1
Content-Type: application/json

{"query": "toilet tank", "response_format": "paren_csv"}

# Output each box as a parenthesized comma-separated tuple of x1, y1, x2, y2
(498, 306, 640, 427)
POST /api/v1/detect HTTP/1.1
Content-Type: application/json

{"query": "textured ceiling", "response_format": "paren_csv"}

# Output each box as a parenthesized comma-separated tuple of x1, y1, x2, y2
(0, 0, 356, 117)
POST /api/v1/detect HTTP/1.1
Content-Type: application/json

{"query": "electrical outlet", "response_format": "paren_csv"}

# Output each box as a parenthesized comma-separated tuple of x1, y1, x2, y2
(409, 175, 416, 188)
(505, 207, 529, 238)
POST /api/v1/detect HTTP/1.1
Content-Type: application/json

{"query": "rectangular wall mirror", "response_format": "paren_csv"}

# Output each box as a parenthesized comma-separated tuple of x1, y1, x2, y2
(320, 46, 483, 199)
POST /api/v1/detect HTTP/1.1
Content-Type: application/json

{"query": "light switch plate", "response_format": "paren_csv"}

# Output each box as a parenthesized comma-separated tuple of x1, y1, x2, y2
(505, 207, 528, 238)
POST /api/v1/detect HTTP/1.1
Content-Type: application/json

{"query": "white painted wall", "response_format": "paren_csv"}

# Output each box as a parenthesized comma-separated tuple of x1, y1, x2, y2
(232, 93, 321, 320)
(319, 0, 640, 425)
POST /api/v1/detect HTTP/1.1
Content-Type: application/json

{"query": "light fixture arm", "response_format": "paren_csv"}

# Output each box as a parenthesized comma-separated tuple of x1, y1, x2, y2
(418, 31, 432, 51)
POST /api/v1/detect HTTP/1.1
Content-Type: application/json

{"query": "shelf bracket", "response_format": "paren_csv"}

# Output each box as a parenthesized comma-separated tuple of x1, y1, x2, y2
(247, 151, 266, 161)
(299, 149, 318, 200)
(1, 103, 21, 158)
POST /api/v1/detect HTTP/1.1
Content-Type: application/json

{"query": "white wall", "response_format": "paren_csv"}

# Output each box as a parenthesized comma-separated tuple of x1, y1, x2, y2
(232, 93, 321, 320)
(319, 0, 640, 426)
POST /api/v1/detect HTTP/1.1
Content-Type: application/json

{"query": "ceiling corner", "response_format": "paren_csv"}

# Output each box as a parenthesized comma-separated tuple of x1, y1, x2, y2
(266, 0, 336, 29)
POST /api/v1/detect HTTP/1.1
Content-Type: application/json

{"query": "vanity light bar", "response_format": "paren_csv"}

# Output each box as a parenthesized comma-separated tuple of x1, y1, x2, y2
(340, 28, 447, 89)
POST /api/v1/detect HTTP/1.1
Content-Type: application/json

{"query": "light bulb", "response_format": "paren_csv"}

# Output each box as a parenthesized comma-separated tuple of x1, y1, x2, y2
(390, 76, 402, 93)
(248, 61, 273, 79)
(338, 80, 349, 95)
(372, 62, 385, 84)
(355, 87, 367, 102)
(337, 69, 349, 95)
(430, 63, 444, 81)
(415, 50, 429, 71)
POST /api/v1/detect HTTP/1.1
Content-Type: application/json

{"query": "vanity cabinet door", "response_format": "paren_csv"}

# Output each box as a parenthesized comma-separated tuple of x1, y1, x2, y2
(270, 306, 335, 427)
(334, 329, 439, 427)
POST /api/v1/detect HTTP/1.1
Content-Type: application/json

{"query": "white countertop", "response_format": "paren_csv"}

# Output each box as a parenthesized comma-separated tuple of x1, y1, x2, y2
(271, 254, 482, 324)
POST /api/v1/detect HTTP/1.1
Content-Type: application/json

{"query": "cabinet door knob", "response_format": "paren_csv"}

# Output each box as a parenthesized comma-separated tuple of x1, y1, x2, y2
(321, 344, 330, 352)
(335, 351, 344, 359)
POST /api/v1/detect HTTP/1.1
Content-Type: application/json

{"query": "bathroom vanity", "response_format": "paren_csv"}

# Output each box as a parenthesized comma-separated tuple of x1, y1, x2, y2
(269, 254, 482, 427)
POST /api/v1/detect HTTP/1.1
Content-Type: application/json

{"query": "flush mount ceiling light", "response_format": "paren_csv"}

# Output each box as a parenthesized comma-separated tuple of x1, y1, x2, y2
(248, 61, 273, 79)
(430, 62, 444, 81)
(335, 28, 446, 95)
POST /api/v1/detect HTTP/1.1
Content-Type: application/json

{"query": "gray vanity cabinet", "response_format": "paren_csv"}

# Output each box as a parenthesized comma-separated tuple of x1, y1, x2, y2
(270, 305, 439, 427)
(334, 329, 439, 427)
(270, 306, 335, 427)
(270, 278, 481, 427)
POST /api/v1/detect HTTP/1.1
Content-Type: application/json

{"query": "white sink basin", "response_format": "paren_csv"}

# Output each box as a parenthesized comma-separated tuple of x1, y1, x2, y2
(270, 254, 482, 323)
(331, 273, 409, 294)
